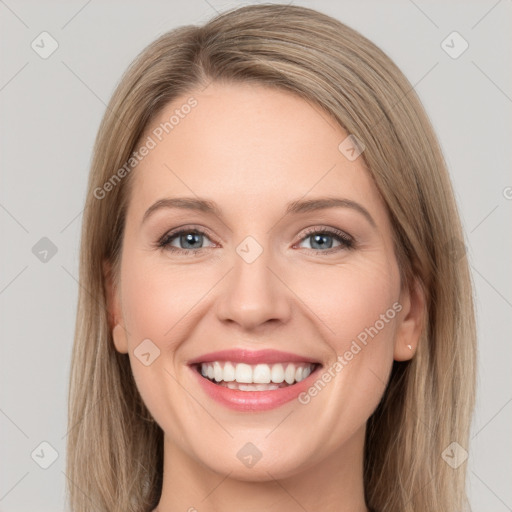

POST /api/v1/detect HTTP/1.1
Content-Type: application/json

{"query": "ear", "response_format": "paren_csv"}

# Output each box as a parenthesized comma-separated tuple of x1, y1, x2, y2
(393, 276, 426, 361)
(103, 259, 128, 354)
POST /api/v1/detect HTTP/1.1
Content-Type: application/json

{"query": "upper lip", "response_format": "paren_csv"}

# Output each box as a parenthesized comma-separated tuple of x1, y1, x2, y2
(188, 349, 321, 366)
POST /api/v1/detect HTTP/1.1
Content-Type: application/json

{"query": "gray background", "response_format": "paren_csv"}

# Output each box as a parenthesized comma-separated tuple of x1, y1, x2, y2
(1, 0, 511, 510)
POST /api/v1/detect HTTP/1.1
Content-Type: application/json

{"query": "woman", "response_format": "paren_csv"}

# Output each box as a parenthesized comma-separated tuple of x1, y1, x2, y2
(66, 4, 477, 512)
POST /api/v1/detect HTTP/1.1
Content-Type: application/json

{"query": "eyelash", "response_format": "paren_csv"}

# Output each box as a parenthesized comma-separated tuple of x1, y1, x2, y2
(156, 225, 355, 256)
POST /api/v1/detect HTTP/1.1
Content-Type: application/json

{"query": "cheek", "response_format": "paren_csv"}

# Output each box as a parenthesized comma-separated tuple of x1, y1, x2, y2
(298, 257, 400, 413)
(120, 252, 207, 345)
(294, 264, 399, 438)
(119, 251, 196, 431)
(300, 258, 400, 348)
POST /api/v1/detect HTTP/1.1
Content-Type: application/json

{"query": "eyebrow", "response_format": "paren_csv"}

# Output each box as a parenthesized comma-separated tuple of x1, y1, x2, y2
(141, 196, 376, 228)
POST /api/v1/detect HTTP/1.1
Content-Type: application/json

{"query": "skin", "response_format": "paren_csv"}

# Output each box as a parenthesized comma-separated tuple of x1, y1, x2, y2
(105, 81, 425, 512)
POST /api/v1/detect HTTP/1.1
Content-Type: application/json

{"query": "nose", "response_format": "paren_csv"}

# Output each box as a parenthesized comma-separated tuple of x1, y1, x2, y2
(214, 241, 292, 332)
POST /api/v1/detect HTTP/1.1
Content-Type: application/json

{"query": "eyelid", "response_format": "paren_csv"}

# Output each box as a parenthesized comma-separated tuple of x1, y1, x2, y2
(298, 225, 353, 243)
(157, 224, 217, 248)
(294, 225, 355, 253)
(157, 223, 355, 255)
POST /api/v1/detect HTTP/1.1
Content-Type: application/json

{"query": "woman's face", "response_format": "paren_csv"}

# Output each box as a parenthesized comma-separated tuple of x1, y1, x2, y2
(107, 81, 420, 480)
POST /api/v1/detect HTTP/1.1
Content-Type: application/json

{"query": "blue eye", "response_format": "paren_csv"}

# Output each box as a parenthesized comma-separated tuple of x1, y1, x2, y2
(158, 228, 215, 255)
(297, 227, 354, 253)
(157, 225, 354, 255)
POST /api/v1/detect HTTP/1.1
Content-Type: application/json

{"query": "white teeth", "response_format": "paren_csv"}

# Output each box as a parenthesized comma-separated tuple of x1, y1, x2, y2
(253, 364, 271, 383)
(199, 361, 316, 386)
(224, 382, 280, 391)
(271, 363, 285, 383)
(223, 361, 235, 382)
(235, 363, 253, 383)
(284, 363, 296, 384)
(213, 361, 223, 382)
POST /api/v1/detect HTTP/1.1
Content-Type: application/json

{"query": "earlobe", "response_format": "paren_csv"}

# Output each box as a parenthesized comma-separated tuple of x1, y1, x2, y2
(393, 277, 426, 362)
(103, 259, 128, 354)
(103, 259, 118, 331)
(112, 323, 129, 354)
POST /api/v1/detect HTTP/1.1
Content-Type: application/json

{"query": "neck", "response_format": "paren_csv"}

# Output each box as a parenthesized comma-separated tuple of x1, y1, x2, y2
(154, 426, 369, 512)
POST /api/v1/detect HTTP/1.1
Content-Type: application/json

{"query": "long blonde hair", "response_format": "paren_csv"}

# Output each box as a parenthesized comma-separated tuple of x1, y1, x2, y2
(66, 4, 477, 511)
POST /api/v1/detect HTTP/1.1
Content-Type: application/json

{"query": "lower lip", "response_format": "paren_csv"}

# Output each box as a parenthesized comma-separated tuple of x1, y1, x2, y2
(191, 364, 321, 411)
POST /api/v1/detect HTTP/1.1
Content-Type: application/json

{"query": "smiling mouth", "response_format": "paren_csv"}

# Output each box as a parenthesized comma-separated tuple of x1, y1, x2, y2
(194, 361, 320, 391)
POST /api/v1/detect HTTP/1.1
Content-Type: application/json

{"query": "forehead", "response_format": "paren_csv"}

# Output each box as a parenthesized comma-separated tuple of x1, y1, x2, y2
(127, 81, 386, 224)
